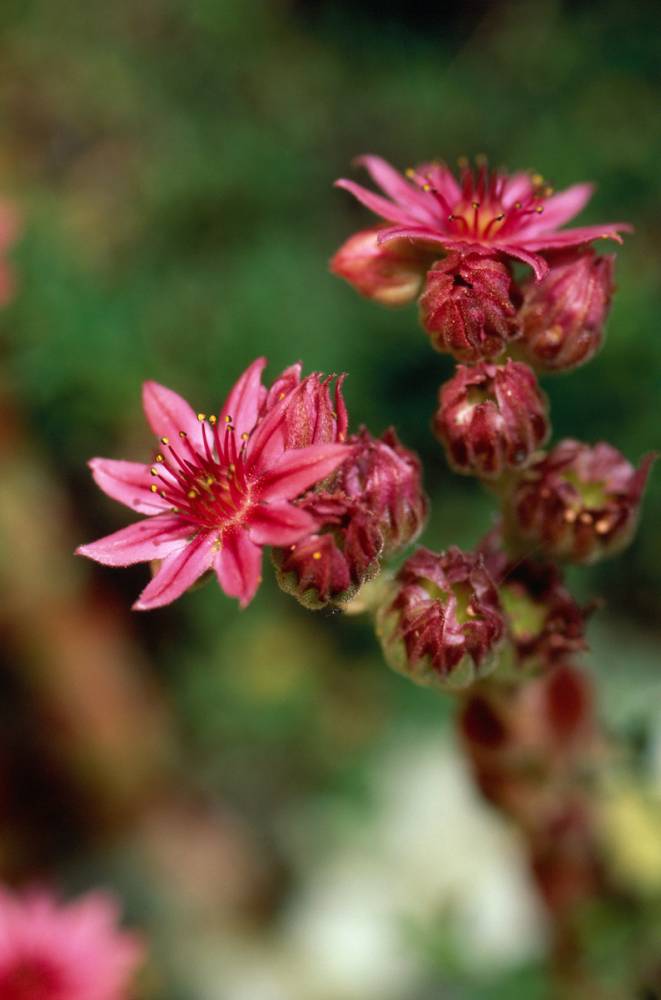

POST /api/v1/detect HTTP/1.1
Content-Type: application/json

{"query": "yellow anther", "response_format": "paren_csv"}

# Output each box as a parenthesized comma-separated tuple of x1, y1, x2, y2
(531, 173, 544, 186)
(197, 412, 206, 422)
(405, 167, 416, 178)
(187, 489, 198, 499)
(150, 467, 159, 476)
(150, 484, 159, 493)
(179, 430, 187, 439)
(312, 551, 322, 560)
(225, 414, 232, 423)
(535, 205, 544, 214)
(209, 414, 217, 425)
(471, 201, 480, 209)
(514, 201, 522, 210)
(278, 392, 286, 400)
(422, 183, 431, 192)
(155, 453, 164, 462)
(241, 432, 249, 441)
(160, 436, 169, 445)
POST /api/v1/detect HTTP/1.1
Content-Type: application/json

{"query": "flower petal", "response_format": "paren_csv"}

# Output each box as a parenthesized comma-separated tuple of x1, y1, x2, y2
(219, 356, 268, 439)
(519, 183, 594, 235)
(142, 380, 202, 447)
(501, 172, 534, 208)
(519, 223, 631, 251)
(132, 532, 216, 611)
(259, 443, 351, 501)
(248, 500, 317, 546)
(356, 155, 439, 224)
(76, 516, 191, 567)
(89, 458, 167, 514)
(334, 179, 421, 227)
(214, 531, 263, 607)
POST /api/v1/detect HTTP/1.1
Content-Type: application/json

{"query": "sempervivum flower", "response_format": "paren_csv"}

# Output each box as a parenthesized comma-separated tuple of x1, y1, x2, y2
(376, 546, 506, 690)
(518, 248, 615, 371)
(77, 359, 352, 610)
(335, 154, 630, 279)
(479, 526, 587, 674)
(329, 226, 430, 306)
(419, 253, 519, 361)
(433, 360, 550, 479)
(274, 428, 427, 609)
(506, 439, 656, 564)
(0, 886, 143, 1000)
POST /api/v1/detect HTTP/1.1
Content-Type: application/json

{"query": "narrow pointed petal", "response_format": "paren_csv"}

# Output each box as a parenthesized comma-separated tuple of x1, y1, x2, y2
(259, 443, 351, 501)
(521, 223, 631, 251)
(215, 531, 262, 607)
(495, 244, 549, 279)
(519, 183, 594, 235)
(501, 172, 534, 207)
(142, 380, 202, 446)
(246, 377, 316, 471)
(334, 179, 420, 227)
(89, 458, 168, 514)
(132, 532, 216, 610)
(219, 356, 267, 439)
(248, 500, 317, 546)
(355, 155, 438, 224)
(76, 516, 191, 567)
(377, 225, 460, 248)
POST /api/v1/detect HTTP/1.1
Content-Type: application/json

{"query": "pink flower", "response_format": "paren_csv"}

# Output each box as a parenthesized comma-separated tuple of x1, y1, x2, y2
(77, 359, 352, 610)
(335, 155, 631, 280)
(0, 199, 20, 306)
(0, 886, 144, 1000)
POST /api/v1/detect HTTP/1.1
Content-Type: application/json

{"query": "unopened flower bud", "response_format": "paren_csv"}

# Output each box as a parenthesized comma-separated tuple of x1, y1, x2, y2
(506, 439, 656, 564)
(343, 427, 427, 556)
(274, 429, 427, 609)
(518, 249, 615, 371)
(419, 253, 519, 362)
(376, 546, 506, 690)
(330, 227, 428, 306)
(433, 360, 550, 479)
(479, 527, 587, 673)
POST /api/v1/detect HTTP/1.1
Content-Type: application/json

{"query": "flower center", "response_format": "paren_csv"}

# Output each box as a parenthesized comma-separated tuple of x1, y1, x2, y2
(149, 414, 253, 532)
(411, 158, 551, 242)
(0, 957, 64, 1000)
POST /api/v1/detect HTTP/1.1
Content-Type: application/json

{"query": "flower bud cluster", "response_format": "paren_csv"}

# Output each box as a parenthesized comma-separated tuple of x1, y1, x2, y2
(274, 427, 427, 609)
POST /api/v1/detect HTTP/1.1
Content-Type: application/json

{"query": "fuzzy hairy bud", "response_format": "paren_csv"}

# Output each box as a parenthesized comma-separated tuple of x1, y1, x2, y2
(433, 360, 549, 479)
(518, 249, 615, 372)
(419, 253, 519, 362)
(274, 428, 427, 609)
(506, 439, 656, 564)
(376, 546, 506, 690)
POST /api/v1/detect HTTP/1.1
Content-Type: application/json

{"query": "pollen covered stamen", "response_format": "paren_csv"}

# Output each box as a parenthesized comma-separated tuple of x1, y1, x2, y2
(149, 415, 253, 530)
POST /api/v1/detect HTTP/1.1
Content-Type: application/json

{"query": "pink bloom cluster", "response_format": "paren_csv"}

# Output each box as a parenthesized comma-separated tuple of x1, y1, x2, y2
(331, 152, 652, 688)
(0, 887, 143, 1000)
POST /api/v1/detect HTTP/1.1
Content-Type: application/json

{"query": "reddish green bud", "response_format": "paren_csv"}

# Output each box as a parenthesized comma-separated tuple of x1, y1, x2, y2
(506, 439, 656, 564)
(376, 546, 506, 690)
(433, 360, 549, 479)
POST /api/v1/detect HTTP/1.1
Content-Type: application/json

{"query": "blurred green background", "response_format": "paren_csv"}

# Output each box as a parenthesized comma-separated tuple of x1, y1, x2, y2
(0, 1, 659, 997)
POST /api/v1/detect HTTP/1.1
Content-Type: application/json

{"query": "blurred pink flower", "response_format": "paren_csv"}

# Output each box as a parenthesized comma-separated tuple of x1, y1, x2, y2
(335, 155, 630, 279)
(0, 887, 143, 1000)
(0, 199, 21, 306)
(77, 359, 352, 609)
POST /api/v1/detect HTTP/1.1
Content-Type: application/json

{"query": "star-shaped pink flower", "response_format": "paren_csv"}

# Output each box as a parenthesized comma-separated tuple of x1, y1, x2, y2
(77, 359, 352, 610)
(335, 155, 631, 279)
